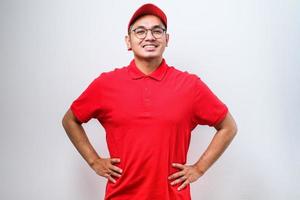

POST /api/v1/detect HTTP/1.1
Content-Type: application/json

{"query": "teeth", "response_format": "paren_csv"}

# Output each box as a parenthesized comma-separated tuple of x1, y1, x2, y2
(144, 45, 156, 48)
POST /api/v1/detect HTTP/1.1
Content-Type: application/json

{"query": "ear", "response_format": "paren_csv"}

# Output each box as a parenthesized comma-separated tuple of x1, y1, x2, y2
(125, 35, 132, 51)
(165, 33, 169, 47)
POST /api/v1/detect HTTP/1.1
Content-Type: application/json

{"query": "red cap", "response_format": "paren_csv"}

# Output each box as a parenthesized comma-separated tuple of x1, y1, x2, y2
(128, 3, 167, 32)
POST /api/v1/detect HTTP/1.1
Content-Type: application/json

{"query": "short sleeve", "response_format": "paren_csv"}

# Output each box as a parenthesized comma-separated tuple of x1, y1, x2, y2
(192, 75, 228, 127)
(70, 74, 104, 123)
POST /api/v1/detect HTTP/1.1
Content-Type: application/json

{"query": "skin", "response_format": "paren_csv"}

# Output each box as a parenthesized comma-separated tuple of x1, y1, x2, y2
(125, 15, 169, 75)
(62, 109, 122, 183)
(168, 112, 237, 190)
(62, 14, 238, 190)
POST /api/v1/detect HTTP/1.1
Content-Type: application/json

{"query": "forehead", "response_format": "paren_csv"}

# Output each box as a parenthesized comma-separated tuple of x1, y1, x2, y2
(131, 15, 164, 28)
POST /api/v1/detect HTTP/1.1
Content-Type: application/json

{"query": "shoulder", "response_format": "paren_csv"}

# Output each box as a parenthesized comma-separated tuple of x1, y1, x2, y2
(167, 65, 201, 85)
(94, 65, 128, 82)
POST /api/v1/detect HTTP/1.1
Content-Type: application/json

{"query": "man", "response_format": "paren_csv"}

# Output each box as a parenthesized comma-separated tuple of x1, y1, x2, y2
(62, 3, 237, 200)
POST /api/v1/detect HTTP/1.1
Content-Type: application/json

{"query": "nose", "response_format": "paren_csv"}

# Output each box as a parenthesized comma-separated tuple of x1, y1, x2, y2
(144, 29, 155, 40)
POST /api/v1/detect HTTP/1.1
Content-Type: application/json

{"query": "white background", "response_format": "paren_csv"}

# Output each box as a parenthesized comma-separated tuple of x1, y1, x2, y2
(1, 0, 299, 199)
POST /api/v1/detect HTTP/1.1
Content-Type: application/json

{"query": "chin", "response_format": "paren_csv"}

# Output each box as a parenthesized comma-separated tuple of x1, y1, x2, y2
(135, 52, 163, 60)
(140, 55, 161, 60)
(132, 47, 164, 59)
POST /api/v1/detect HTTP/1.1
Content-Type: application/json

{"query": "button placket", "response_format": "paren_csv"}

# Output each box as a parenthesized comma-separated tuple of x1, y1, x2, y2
(143, 76, 152, 109)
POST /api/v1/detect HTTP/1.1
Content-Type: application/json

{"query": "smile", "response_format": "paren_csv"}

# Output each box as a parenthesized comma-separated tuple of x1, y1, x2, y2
(142, 44, 158, 48)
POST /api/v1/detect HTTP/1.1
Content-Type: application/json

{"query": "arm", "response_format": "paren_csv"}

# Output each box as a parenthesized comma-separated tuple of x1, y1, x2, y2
(61, 109, 122, 183)
(62, 108, 100, 166)
(193, 111, 237, 174)
(168, 111, 237, 190)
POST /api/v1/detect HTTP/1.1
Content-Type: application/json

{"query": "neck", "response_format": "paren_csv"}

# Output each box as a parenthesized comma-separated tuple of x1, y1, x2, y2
(134, 56, 163, 75)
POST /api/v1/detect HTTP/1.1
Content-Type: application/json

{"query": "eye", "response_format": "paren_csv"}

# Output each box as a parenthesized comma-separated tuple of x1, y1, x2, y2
(135, 29, 146, 35)
(153, 28, 163, 34)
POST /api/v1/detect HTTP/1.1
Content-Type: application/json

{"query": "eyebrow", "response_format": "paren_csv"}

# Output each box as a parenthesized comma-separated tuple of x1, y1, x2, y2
(133, 25, 165, 30)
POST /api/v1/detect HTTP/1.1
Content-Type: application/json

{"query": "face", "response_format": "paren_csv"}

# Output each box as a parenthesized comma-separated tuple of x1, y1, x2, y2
(125, 15, 169, 61)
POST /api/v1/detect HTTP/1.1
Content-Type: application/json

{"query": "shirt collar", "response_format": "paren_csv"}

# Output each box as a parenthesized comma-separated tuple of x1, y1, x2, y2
(127, 58, 168, 81)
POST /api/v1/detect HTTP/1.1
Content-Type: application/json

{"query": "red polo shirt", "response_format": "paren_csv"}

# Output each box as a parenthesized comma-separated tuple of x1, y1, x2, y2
(70, 58, 228, 200)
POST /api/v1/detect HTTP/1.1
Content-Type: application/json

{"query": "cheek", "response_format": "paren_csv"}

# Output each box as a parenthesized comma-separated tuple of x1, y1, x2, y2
(131, 41, 142, 50)
(130, 37, 142, 45)
(159, 43, 167, 50)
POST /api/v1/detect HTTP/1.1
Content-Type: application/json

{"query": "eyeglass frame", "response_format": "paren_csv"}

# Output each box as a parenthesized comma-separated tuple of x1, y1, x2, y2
(129, 25, 167, 39)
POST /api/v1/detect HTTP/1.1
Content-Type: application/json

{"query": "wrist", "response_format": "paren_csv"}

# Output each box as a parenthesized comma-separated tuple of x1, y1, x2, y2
(88, 156, 101, 167)
(193, 163, 206, 176)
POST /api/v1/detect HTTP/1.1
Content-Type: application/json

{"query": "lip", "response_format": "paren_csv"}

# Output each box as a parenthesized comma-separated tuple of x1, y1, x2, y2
(142, 44, 158, 48)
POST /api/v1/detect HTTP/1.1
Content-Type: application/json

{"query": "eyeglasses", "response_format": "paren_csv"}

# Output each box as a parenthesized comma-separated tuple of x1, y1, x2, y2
(131, 26, 166, 39)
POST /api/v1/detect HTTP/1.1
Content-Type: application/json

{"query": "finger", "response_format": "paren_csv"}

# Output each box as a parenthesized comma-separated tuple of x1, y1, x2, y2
(110, 158, 121, 163)
(178, 179, 189, 191)
(172, 163, 185, 170)
(105, 174, 116, 183)
(168, 171, 185, 180)
(110, 170, 122, 178)
(170, 175, 187, 186)
(109, 165, 123, 174)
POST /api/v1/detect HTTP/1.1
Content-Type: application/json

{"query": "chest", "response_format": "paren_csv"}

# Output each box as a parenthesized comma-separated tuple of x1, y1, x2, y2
(101, 77, 194, 127)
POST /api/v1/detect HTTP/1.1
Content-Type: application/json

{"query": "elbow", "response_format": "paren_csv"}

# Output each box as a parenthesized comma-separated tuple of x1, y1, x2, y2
(61, 113, 68, 129)
(227, 112, 238, 138)
(222, 124, 237, 145)
(233, 125, 238, 138)
(230, 121, 238, 139)
(61, 109, 82, 129)
(62, 110, 73, 129)
(223, 120, 238, 141)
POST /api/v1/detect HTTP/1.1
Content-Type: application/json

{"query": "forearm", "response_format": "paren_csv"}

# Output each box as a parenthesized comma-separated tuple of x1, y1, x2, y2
(194, 127, 236, 174)
(62, 114, 100, 166)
